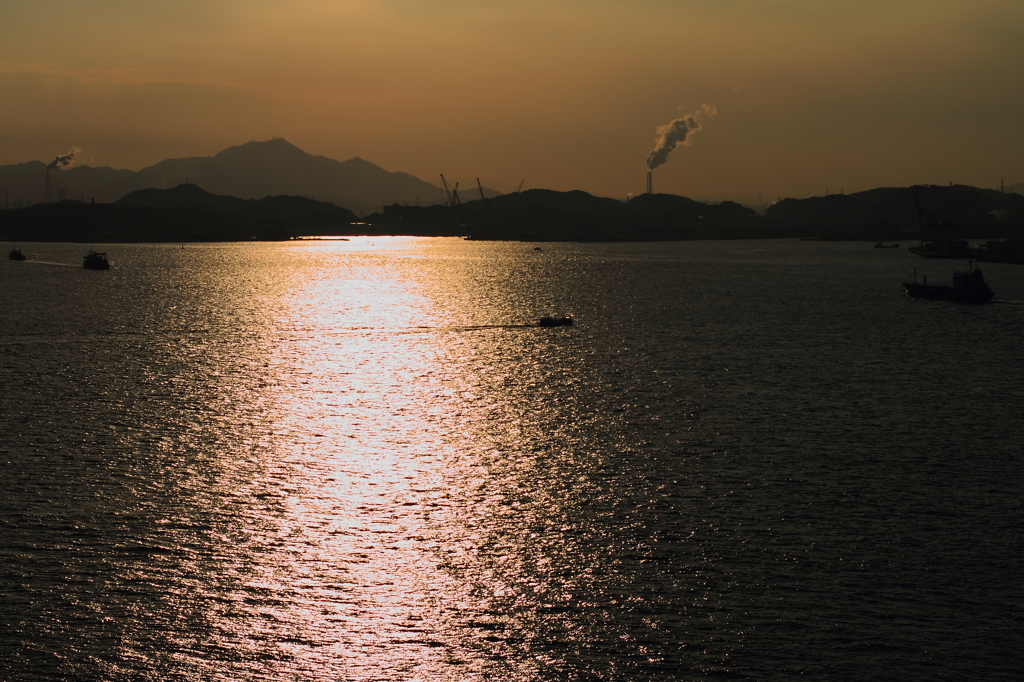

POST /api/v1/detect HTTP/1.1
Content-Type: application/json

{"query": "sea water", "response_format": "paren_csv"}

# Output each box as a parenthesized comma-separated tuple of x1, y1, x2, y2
(1, 238, 1022, 680)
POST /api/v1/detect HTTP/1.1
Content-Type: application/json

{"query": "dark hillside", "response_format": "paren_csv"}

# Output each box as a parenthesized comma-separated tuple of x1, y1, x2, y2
(2, 185, 358, 242)
(0, 139, 448, 215)
(116, 184, 249, 213)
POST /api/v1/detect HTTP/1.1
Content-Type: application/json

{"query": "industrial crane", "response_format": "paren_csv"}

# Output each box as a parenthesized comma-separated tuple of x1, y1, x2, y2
(440, 174, 461, 208)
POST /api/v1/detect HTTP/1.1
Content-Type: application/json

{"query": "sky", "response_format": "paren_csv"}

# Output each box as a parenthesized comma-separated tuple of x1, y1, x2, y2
(2, 0, 1022, 201)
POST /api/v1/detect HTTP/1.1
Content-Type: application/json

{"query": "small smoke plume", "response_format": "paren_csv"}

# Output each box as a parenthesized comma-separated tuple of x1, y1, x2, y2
(48, 147, 81, 170)
(646, 104, 716, 170)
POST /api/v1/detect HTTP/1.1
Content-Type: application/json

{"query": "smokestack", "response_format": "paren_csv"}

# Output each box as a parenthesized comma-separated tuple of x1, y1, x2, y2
(46, 148, 80, 204)
(647, 170, 653, 195)
(48, 148, 78, 171)
(646, 104, 716, 172)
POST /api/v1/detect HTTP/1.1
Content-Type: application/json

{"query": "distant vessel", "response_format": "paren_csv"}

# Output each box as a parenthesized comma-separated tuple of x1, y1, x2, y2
(974, 238, 1024, 265)
(873, 242, 900, 248)
(9, 244, 26, 261)
(83, 251, 110, 270)
(907, 239, 975, 259)
(539, 316, 573, 327)
(903, 261, 994, 302)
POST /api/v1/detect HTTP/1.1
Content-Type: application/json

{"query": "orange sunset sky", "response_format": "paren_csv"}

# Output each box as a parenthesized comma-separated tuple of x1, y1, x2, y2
(2, 0, 1022, 200)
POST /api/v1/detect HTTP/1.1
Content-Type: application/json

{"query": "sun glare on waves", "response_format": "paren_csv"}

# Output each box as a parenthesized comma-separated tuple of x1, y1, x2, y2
(156, 239, 541, 679)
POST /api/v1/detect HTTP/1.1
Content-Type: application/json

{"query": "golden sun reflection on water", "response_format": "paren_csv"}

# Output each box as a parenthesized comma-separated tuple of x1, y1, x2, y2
(176, 238, 539, 679)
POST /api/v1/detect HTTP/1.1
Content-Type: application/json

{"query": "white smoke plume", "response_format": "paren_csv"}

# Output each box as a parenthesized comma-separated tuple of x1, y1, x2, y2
(48, 147, 81, 170)
(646, 104, 716, 170)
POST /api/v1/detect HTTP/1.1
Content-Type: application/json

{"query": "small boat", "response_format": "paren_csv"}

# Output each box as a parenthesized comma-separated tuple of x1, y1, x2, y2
(974, 238, 1024, 265)
(83, 251, 110, 270)
(908, 239, 975, 259)
(539, 315, 573, 327)
(903, 261, 994, 303)
(9, 245, 26, 261)
(873, 242, 900, 248)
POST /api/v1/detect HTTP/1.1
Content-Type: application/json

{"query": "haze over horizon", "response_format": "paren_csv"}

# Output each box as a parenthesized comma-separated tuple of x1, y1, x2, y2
(2, 1, 1021, 201)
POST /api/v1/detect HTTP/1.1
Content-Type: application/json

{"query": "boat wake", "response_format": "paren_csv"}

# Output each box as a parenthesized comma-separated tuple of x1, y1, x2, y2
(15, 259, 78, 267)
(418, 324, 563, 332)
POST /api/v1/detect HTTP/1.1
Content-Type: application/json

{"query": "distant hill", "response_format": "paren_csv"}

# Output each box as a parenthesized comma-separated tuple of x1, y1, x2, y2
(449, 189, 758, 240)
(623, 193, 756, 223)
(456, 188, 746, 219)
(116, 183, 357, 225)
(486, 188, 622, 214)
(0, 184, 360, 242)
(765, 185, 1024, 228)
(469, 188, 755, 222)
(0, 139, 451, 215)
(116, 184, 249, 213)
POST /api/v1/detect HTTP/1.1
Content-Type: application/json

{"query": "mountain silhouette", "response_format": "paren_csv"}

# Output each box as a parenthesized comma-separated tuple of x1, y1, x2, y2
(0, 139, 447, 215)
(116, 183, 356, 225)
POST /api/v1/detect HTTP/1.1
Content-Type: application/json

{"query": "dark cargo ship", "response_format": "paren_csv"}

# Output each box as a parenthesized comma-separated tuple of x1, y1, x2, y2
(903, 261, 994, 302)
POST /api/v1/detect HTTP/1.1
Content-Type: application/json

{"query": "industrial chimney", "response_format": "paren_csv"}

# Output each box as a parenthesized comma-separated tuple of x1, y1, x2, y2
(646, 170, 653, 195)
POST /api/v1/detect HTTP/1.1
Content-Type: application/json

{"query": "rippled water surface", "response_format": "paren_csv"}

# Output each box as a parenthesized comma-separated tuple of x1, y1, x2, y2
(2, 239, 1022, 680)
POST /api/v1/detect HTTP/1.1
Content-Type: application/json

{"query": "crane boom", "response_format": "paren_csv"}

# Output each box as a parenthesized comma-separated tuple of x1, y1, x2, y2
(440, 174, 454, 206)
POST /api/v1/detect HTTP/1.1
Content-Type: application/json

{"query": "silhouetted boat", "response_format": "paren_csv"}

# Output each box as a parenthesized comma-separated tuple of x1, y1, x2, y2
(974, 238, 1024, 265)
(907, 239, 975, 259)
(539, 316, 573, 327)
(83, 251, 110, 270)
(873, 242, 899, 248)
(903, 261, 994, 302)
(9, 245, 26, 261)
